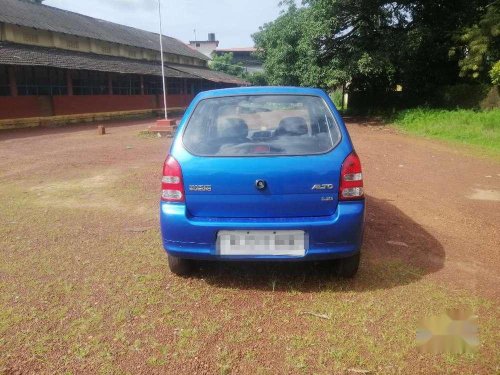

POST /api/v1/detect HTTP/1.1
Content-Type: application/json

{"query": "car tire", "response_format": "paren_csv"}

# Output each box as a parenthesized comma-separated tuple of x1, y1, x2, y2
(336, 252, 360, 278)
(167, 254, 193, 276)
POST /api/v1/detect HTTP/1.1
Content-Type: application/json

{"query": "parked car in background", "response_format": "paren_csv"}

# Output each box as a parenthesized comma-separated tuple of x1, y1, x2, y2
(160, 87, 365, 277)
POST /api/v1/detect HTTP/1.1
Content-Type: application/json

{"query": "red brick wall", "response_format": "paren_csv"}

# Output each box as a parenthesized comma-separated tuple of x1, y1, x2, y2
(163, 94, 194, 109)
(0, 97, 50, 119)
(53, 95, 157, 116)
(0, 94, 195, 120)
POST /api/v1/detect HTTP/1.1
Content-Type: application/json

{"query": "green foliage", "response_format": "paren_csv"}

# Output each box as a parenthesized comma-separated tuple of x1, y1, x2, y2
(254, 0, 494, 103)
(253, 5, 314, 86)
(246, 71, 268, 86)
(209, 52, 246, 77)
(209, 53, 269, 86)
(490, 61, 500, 85)
(330, 89, 344, 109)
(454, 2, 500, 81)
(393, 108, 500, 153)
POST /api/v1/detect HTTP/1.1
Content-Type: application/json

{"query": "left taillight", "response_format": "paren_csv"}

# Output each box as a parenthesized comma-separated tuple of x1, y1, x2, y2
(161, 155, 185, 202)
(339, 151, 364, 201)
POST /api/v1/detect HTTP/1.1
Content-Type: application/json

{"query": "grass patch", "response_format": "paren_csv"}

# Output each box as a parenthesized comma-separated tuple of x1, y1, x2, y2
(391, 108, 500, 155)
(137, 130, 162, 139)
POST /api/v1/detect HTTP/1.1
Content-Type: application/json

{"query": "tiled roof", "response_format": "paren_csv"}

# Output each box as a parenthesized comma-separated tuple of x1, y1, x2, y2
(0, 0, 209, 61)
(0, 42, 248, 85)
(0, 42, 194, 78)
(169, 64, 250, 86)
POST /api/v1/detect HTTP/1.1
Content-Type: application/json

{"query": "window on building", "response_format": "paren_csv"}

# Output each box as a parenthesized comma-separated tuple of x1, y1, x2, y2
(167, 78, 183, 95)
(72, 70, 108, 95)
(0, 65, 10, 96)
(16, 66, 67, 96)
(185, 79, 194, 95)
(112, 74, 141, 95)
(143, 75, 163, 95)
(191, 79, 203, 95)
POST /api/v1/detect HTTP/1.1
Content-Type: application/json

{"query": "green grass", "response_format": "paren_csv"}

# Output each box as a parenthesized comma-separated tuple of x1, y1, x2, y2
(392, 108, 500, 155)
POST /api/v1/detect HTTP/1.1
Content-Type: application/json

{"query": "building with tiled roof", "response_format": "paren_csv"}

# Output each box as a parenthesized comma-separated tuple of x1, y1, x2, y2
(0, 0, 247, 123)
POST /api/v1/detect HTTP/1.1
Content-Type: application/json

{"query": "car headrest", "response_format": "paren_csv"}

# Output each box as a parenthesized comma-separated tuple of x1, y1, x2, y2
(218, 118, 249, 139)
(276, 117, 308, 136)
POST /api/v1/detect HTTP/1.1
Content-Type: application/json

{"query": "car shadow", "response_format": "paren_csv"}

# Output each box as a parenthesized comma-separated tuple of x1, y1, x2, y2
(195, 195, 445, 292)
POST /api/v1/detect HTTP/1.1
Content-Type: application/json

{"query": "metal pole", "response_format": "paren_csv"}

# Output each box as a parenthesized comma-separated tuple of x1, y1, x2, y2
(158, 0, 168, 119)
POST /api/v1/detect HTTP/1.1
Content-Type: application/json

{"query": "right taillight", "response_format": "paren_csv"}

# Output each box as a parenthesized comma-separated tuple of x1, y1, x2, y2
(161, 155, 185, 202)
(339, 152, 364, 200)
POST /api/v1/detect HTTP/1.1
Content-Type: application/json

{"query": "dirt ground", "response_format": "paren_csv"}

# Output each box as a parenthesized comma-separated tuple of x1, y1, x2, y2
(0, 118, 498, 374)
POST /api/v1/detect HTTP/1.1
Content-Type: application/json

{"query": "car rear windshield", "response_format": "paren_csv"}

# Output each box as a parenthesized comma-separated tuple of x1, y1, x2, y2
(182, 95, 341, 156)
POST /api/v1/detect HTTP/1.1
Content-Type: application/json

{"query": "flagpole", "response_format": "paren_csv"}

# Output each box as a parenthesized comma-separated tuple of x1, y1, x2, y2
(158, 0, 168, 120)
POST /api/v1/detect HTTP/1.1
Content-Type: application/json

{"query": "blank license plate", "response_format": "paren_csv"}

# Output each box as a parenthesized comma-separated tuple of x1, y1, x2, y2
(217, 230, 305, 256)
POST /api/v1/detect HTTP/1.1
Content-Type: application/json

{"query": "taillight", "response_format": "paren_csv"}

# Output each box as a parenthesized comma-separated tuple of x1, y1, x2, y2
(161, 155, 185, 202)
(339, 152, 364, 200)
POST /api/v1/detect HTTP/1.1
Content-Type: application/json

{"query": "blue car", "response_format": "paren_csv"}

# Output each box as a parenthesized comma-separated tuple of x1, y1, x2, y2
(160, 87, 365, 277)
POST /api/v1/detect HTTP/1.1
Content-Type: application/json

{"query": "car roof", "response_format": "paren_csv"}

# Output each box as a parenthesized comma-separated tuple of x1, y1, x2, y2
(196, 86, 327, 99)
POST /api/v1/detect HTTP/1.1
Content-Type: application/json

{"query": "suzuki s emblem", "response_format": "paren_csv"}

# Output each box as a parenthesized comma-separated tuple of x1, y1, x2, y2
(312, 184, 334, 190)
(255, 179, 267, 190)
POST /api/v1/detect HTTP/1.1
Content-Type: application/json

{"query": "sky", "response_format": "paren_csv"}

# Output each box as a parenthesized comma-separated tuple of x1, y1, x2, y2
(43, 0, 285, 48)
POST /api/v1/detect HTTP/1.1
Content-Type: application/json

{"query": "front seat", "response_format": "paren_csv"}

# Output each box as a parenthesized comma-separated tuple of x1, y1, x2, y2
(274, 117, 308, 137)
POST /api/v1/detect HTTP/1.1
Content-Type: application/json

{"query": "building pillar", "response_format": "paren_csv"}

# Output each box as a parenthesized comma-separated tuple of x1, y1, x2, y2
(8, 66, 17, 97)
(108, 73, 113, 95)
(66, 70, 73, 96)
(140, 75, 144, 95)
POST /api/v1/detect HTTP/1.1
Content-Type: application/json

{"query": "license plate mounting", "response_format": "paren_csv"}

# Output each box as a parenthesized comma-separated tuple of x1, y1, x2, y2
(217, 230, 306, 256)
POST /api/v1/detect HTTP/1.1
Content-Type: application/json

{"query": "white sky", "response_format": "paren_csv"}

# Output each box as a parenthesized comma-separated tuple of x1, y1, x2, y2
(43, 0, 286, 48)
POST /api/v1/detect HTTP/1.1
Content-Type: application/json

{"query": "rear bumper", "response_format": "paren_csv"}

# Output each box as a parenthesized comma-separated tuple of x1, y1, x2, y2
(160, 201, 365, 261)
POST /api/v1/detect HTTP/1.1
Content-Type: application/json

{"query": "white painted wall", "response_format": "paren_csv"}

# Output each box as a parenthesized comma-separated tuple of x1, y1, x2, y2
(188, 41, 218, 58)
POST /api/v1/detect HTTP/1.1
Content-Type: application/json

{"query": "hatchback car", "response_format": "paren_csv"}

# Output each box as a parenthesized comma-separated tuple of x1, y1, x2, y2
(160, 87, 365, 277)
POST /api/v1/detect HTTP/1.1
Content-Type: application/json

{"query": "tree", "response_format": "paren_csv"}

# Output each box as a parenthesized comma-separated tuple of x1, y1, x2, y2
(247, 71, 268, 86)
(254, 0, 493, 100)
(491, 61, 500, 85)
(209, 52, 246, 77)
(454, 1, 500, 82)
(209, 52, 269, 86)
(253, 4, 307, 86)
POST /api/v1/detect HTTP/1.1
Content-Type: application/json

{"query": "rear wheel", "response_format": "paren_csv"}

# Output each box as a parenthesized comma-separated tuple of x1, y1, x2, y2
(335, 253, 360, 278)
(167, 254, 193, 276)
